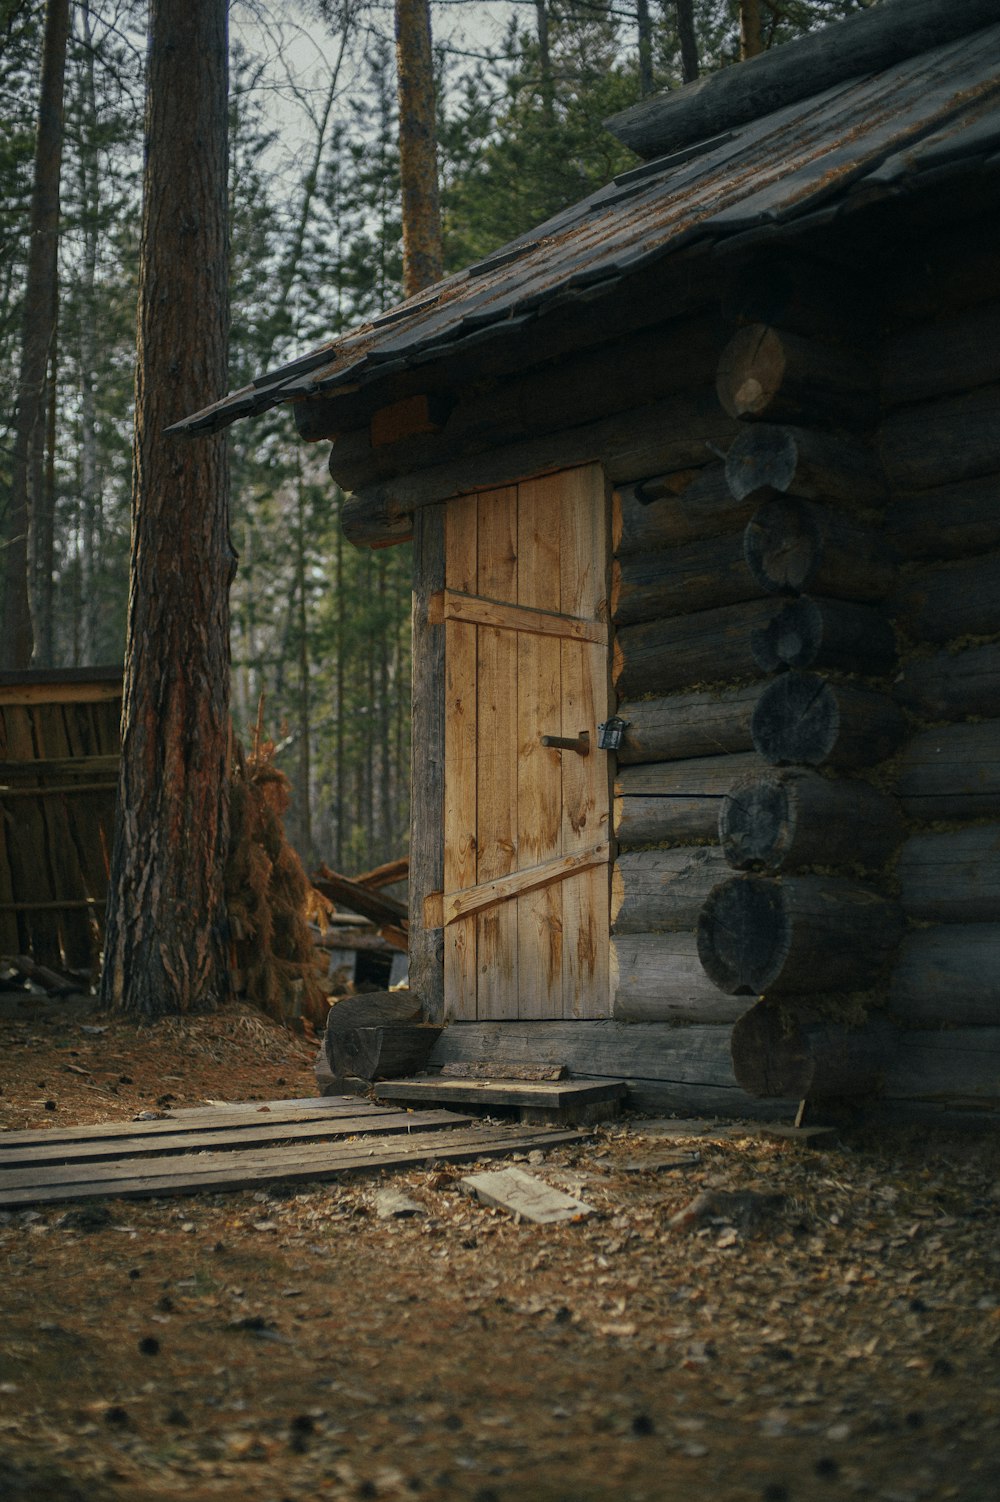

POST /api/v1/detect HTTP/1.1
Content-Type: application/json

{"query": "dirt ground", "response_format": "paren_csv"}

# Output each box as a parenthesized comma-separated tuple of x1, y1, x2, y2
(1, 994, 998, 1502)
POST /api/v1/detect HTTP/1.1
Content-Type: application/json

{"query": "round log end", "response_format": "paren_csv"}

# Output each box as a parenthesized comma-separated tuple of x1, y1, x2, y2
(696, 875, 787, 995)
(732, 1000, 895, 1100)
(751, 597, 823, 672)
(731, 1002, 815, 1098)
(719, 772, 790, 871)
(751, 672, 838, 765)
(744, 496, 820, 593)
(724, 424, 798, 502)
(716, 324, 785, 419)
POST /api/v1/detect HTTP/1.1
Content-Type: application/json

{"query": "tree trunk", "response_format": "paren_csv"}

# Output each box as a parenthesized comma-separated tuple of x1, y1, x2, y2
(675, 0, 699, 83)
(395, 0, 442, 296)
(2, 0, 70, 670)
(100, 0, 233, 1018)
(636, 0, 654, 96)
(740, 0, 764, 60)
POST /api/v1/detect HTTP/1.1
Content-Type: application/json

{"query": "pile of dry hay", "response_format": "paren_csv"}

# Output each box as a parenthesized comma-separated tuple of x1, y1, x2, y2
(226, 723, 331, 1030)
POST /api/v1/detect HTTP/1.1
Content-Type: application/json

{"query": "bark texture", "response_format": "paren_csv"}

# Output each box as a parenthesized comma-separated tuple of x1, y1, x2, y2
(2, 0, 70, 669)
(395, 0, 443, 295)
(101, 0, 233, 1017)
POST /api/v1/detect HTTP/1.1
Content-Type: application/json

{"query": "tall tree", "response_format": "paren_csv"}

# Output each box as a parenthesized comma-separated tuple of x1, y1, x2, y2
(2, 0, 69, 669)
(101, 0, 234, 1017)
(394, 0, 442, 294)
(675, 0, 700, 81)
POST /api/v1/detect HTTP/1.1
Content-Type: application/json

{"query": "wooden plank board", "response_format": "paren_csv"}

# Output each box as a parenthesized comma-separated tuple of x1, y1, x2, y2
(462, 1166, 594, 1223)
(559, 466, 610, 1019)
(0, 1109, 471, 1173)
(517, 475, 565, 1017)
(0, 1097, 392, 1148)
(377, 1077, 627, 1109)
(444, 495, 480, 1018)
(430, 589, 607, 643)
(443, 844, 609, 925)
(476, 486, 519, 1021)
(0, 1124, 586, 1208)
(1, 706, 62, 965)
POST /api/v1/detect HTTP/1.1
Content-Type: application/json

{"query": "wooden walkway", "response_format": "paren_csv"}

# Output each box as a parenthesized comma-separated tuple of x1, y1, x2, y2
(0, 1096, 585, 1209)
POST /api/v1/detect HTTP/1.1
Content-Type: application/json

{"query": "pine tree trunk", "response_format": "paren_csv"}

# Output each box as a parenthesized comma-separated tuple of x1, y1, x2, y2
(77, 0, 102, 666)
(395, 0, 443, 295)
(101, 0, 233, 1018)
(675, 0, 700, 82)
(2, 0, 69, 670)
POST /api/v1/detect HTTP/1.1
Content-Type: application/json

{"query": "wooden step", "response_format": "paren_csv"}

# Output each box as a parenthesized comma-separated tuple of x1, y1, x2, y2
(375, 1076, 628, 1125)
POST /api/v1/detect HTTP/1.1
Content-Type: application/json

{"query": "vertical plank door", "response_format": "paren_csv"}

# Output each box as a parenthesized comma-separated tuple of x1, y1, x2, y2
(440, 465, 610, 1020)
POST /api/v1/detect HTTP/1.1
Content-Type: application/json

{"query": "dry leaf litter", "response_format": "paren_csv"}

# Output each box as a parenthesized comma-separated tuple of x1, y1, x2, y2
(1, 995, 998, 1502)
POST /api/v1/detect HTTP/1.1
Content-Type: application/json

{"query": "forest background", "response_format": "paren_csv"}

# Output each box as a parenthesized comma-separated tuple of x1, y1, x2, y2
(0, 0, 876, 877)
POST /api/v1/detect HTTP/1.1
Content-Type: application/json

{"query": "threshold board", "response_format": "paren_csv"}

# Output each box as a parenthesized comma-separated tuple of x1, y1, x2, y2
(0, 1095, 585, 1208)
(375, 1077, 628, 1110)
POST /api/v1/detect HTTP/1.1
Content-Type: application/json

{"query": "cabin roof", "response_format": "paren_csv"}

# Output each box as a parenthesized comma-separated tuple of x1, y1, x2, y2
(172, 9, 1000, 439)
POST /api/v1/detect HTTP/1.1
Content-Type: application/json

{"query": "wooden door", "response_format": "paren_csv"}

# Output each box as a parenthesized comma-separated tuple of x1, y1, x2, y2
(438, 465, 610, 1020)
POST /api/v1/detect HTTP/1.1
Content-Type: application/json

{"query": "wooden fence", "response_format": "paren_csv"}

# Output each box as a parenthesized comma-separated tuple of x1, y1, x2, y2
(0, 667, 122, 979)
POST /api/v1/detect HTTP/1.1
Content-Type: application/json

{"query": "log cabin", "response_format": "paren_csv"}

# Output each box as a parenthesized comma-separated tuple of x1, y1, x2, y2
(175, 0, 1000, 1120)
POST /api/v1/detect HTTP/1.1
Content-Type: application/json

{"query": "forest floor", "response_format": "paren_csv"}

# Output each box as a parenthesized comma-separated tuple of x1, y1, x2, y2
(0, 994, 998, 1502)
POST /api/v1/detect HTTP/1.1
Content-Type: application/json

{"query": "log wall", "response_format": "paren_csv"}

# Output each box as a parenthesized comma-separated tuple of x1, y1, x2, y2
(877, 218, 1000, 1114)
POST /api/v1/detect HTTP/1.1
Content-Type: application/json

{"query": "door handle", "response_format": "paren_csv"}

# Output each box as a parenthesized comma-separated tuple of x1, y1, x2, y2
(540, 731, 590, 756)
